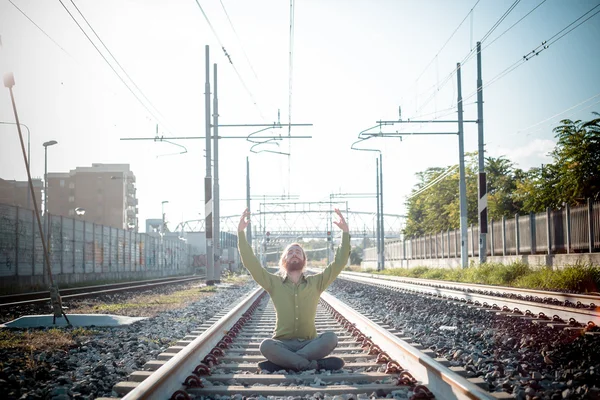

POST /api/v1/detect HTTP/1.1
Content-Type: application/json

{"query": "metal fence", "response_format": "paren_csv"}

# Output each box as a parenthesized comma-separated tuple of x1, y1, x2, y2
(364, 199, 600, 262)
(0, 203, 203, 277)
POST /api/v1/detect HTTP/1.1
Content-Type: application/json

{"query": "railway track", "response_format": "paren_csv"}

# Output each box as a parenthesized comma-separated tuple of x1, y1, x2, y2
(0, 275, 205, 308)
(334, 271, 600, 328)
(102, 287, 502, 400)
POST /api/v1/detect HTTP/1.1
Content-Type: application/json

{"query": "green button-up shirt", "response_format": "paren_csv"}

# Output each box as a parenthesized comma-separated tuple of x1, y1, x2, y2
(238, 231, 350, 340)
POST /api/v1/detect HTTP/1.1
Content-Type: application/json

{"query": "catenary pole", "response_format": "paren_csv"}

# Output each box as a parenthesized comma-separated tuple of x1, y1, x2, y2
(379, 153, 385, 270)
(376, 157, 381, 270)
(457, 63, 468, 268)
(213, 63, 221, 283)
(477, 41, 488, 263)
(204, 45, 214, 285)
(246, 157, 252, 245)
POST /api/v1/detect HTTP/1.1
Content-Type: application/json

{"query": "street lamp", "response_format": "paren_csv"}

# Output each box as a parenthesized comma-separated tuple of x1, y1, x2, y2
(75, 207, 86, 217)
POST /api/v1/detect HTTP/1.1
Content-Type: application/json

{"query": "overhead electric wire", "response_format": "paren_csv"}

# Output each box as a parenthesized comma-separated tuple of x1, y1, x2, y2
(482, 0, 548, 51)
(405, 165, 458, 201)
(515, 92, 600, 136)
(413, 0, 524, 117)
(57, 0, 173, 133)
(287, 0, 296, 187)
(218, 0, 260, 82)
(193, 0, 265, 120)
(461, 3, 600, 105)
(67, 0, 172, 132)
(8, 0, 73, 57)
(413, 0, 481, 84)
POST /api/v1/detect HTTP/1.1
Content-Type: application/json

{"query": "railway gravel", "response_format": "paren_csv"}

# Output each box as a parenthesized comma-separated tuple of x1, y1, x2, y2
(327, 279, 600, 400)
(0, 280, 258, 400)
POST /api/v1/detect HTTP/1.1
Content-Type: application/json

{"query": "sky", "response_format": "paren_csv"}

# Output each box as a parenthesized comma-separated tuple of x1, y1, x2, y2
(0, 0, 599, 234)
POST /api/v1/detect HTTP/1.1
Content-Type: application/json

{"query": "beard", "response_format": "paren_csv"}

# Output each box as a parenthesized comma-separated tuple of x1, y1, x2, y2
(285, 258, 304, 272)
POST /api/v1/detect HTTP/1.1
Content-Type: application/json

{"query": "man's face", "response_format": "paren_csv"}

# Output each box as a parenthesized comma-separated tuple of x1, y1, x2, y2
(285, 245, 305, 271)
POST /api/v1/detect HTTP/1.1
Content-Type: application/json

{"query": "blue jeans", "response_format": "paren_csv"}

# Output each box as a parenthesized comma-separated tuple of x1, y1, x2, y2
(259, 331, 338, 371)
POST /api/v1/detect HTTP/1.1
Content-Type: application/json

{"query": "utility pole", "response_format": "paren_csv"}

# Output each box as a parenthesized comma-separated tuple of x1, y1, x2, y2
(379, 153, 384, 270)
(376, 158, 381, 270)
(213, 63, 221, 283)
(246, 157, 252, 245)
(457, 62, 468, 268)
(204, 45, 214, 285)
(476, 41, 488, 264)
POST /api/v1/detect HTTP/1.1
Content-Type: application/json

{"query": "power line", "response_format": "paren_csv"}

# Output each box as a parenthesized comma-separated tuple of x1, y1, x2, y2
(57, 0, 173, 133)
(413, 0, 524, 117)
(461, 3, 600, 104)
(192, 0, 265, 120)
(287, 0, 296, 189)
(413, 0, 481, 84)
(405, 165, 458, 201)
(67, 0, 172, 132)
(218, 0, 260, 82)
(8, 0, 73, 57)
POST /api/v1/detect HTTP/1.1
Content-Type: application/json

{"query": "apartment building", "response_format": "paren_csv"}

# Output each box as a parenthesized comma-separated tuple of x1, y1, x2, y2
(46, 164, 138, 230)
(0, 178, 43, 210)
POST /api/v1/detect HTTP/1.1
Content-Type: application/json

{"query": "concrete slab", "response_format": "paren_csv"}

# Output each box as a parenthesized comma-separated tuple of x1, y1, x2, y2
(0, 314, 147, 328)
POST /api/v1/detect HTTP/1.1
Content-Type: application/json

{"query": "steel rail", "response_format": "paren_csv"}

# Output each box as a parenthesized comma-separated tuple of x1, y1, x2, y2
(338, 273, 600, 325)
(0, 276, 206, 308)
(119, 286, 264, 400)
(340, 270, 600, 306)
(321, 291, 497, 400)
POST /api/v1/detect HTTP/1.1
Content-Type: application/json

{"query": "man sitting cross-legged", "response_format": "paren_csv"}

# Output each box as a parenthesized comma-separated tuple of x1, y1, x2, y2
(237, 208, 350, 372)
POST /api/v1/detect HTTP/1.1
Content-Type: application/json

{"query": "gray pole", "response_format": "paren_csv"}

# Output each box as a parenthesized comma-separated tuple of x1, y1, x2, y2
(476, 41, 488, 264)
(379, 153, 385, 269)
(204, 45, 214, 285)
(457, 62, 468, 268)
(246, 157, 252, 245)
(376, 158, 381, 270)
(213, 63, 221, 283)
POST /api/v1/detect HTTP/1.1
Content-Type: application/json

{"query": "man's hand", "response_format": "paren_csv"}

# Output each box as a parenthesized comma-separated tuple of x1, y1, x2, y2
(333, 208, 349, 233)
(238, 208, 250, 233)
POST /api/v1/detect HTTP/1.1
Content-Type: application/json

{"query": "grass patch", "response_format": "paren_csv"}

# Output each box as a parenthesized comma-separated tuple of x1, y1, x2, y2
(0, 327, 96, 352)
(368, 262, 600, 293)
(198, 286, 217, 292)
(221, 272, 249, 285)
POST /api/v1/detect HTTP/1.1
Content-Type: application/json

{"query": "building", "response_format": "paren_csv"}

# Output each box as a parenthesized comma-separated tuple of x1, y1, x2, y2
(46, 164, 138, 230)
(0, 178, 43, 210)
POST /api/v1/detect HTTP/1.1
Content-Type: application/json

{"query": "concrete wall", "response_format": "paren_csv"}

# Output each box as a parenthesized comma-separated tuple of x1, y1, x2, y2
(0, 267, 194, 293)
(361, 253, 600, 270)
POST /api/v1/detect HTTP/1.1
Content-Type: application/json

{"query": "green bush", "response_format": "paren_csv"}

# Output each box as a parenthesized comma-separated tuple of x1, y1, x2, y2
(370, 262, 600, 293)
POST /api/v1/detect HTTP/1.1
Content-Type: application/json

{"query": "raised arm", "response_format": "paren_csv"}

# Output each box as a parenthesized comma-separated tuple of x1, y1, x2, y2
(313, 208, 351, 292)
(237, 208, 275, 291)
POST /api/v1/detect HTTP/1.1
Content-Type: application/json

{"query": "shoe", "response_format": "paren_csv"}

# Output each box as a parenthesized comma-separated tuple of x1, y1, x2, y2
(316, 356, 345, 370)
(258, 360, 286, 373)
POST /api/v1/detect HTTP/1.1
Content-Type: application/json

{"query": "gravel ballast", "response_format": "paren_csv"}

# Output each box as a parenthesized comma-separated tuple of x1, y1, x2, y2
(0, 280, 258, 400)
(327, 279, 600, 400)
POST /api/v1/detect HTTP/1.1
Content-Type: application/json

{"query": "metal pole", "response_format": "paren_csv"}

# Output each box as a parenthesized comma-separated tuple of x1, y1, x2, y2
(246, 157, 252, 245)
(588, 198, 594, 253)
(476, 42, 487, 264)
(457, 63, 468, 268)
(204, 45, 214, 285)
(4, 74, 68, 323)
(376, 158, 381, 270)
(213, 63, 221, 283)
(379, 153, 384, 269)
(44, 145, 48, 284)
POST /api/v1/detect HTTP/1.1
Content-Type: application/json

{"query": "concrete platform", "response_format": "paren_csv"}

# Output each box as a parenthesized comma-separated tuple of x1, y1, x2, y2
(0, 314, 147, 328)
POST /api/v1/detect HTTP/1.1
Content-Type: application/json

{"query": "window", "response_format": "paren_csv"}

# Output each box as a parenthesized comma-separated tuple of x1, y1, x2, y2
(68, 209, 75, 216)
(69, 182, 75, 189)
(68, 196, 75, 202)
(60, 180, 65, 187)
